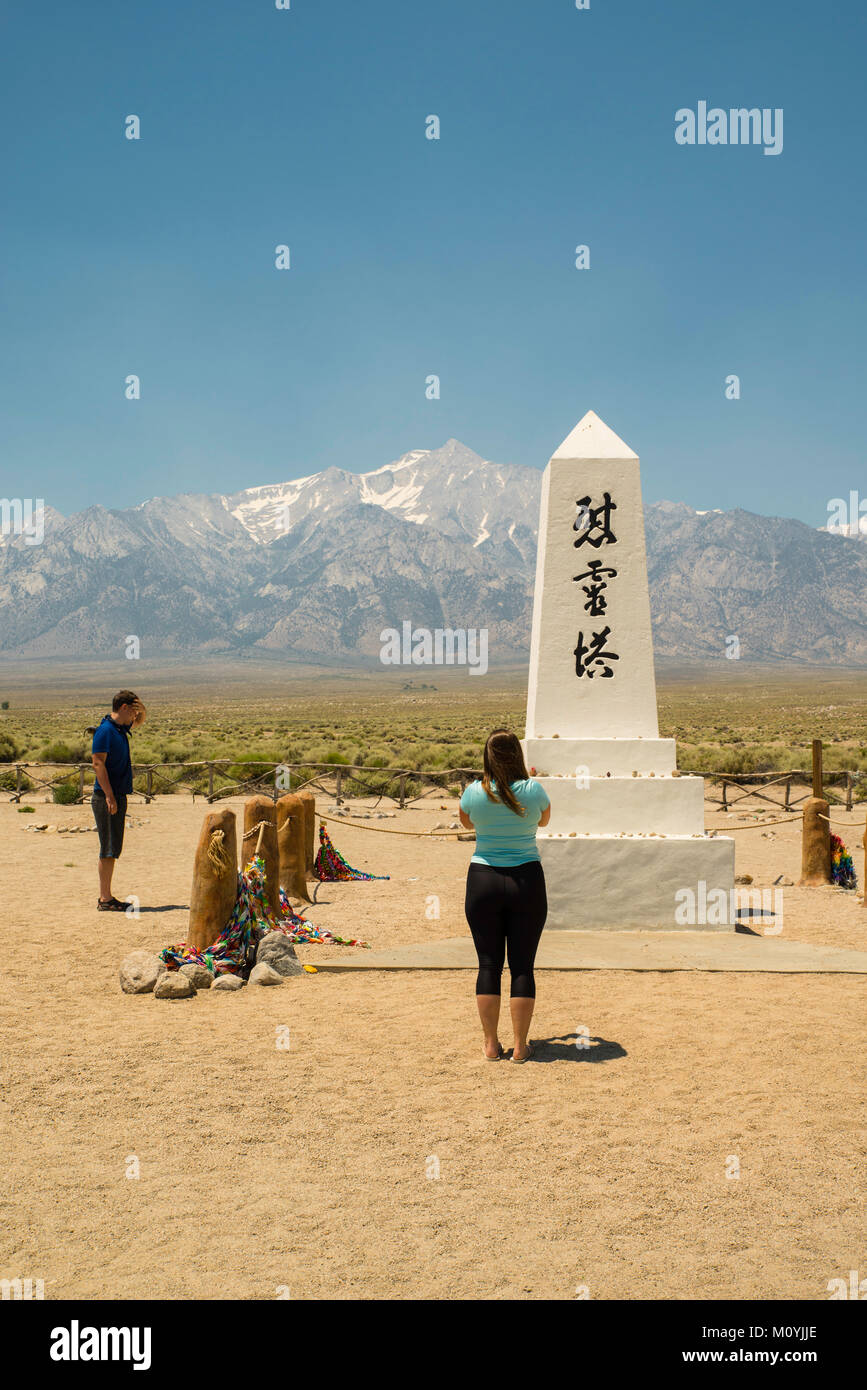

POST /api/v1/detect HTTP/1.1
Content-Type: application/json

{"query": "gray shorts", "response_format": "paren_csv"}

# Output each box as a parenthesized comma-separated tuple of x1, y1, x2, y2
(92, 792, 128, 859)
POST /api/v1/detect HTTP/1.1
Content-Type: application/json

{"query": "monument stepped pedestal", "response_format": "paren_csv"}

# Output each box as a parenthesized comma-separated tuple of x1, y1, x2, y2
(522, 411, 734, 930)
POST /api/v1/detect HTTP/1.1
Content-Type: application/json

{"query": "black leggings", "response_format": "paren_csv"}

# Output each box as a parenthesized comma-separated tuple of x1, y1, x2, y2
(465, 861, 547, 999)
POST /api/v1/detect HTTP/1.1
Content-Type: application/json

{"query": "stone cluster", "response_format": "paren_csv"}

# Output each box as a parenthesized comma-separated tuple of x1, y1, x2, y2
(119, 930, 307, 999)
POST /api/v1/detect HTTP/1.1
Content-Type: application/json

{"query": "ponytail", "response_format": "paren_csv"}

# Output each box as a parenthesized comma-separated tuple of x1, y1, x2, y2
(480, 729, 530, 816)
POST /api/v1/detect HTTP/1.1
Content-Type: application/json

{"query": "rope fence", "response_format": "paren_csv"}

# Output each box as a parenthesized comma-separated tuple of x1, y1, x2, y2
(1, 761, 865, 826)
(692, 768, 861, 812)
(0, 760, 482, 807)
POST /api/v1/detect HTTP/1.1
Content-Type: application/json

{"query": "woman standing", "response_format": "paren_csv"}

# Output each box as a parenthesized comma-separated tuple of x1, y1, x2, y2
(459, 729, 550, 1063)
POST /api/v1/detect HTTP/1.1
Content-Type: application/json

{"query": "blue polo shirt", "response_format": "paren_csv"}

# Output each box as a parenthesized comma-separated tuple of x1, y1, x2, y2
(460, 777, 550, 867)
(92, 715, 133, 796)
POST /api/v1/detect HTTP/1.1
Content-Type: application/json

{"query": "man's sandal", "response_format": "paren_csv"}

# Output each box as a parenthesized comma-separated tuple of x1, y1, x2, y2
(97, 898, 127, 911)
(510, 1043, 534, 1064)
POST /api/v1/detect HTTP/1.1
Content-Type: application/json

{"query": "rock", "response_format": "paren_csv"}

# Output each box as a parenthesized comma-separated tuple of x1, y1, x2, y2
(153, 971, 196, 999)
(255, 932, 304, 977)
(212, 972, 245, 990)
(249, 962, 284, 986)
(119, 949, 163, 995)
(734, 874, 753, 885)
(179, 962, 214, 990)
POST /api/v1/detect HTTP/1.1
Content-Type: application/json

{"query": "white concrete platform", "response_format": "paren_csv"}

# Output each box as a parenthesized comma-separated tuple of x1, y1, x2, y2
(306, 932, 867, 974)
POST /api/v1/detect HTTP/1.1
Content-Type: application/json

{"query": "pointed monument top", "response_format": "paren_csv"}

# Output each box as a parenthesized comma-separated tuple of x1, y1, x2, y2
(551, 410, 638, 462)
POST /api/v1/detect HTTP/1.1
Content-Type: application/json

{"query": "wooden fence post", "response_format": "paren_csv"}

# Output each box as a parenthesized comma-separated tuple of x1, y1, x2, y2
(208, 763, 215, 801)
(800, 739, 831, 886)
(398, 774, 407, 809)
(294, 788, 315, 873)
(276, 793, 311, 904)
(811, 739, 823, 799)
(188, 809, 238, 951)
(243, 796, 280, 915)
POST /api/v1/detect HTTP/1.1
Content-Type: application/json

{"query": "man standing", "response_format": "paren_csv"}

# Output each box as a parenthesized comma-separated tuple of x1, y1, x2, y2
(91, 690, 146, 911)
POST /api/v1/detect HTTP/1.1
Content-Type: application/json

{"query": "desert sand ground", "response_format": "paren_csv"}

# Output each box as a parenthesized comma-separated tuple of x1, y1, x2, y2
(1, 791, 865, 1301)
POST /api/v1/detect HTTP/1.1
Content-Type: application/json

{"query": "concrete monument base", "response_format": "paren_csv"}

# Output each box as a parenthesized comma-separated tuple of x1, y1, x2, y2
(538, 833, 736, 930)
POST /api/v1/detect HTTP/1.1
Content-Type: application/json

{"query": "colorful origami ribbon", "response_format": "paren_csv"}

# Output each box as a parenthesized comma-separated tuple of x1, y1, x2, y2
(830, 833, 857, 890)
(159, 854, 369, 973)
(313, 821, 390, 882)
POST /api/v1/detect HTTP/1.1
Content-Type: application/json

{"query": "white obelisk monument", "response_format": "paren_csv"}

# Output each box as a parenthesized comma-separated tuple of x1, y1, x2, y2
(523, 411, 734, 930)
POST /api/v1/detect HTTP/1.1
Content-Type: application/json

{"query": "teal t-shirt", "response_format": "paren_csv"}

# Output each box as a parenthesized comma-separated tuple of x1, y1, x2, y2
(460, 778, 550, 867)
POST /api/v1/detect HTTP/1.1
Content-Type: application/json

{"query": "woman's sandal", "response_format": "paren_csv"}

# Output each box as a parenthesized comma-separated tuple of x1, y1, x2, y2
(510, 1042, 534, 1064)
(483, 1044, 505, 1061)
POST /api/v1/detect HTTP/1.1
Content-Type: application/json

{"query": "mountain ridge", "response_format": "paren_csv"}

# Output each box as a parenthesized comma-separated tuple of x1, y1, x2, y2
(2, 441, 866, 665)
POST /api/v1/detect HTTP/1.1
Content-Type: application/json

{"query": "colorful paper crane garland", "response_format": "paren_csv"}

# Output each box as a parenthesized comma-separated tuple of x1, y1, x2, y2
(314, 821, 390, 882)
(160, 853, 369, 974)
(830, 834, 857, 890)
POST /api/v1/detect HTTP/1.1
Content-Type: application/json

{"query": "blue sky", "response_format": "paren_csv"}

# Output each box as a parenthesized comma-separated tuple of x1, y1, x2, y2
(1, 0, 864, 527)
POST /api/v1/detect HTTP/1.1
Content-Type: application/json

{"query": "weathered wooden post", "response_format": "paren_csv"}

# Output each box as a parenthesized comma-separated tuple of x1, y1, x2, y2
(800, 739, 832, 886)
(187, 808, 238, 951)
(296, 788, 316, 873)
(276, 793, 311, 904)
(243, 796, 280, 916)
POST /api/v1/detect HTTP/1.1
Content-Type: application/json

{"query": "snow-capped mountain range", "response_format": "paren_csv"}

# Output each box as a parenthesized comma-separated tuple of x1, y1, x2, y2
(1, 439, 866, 665)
